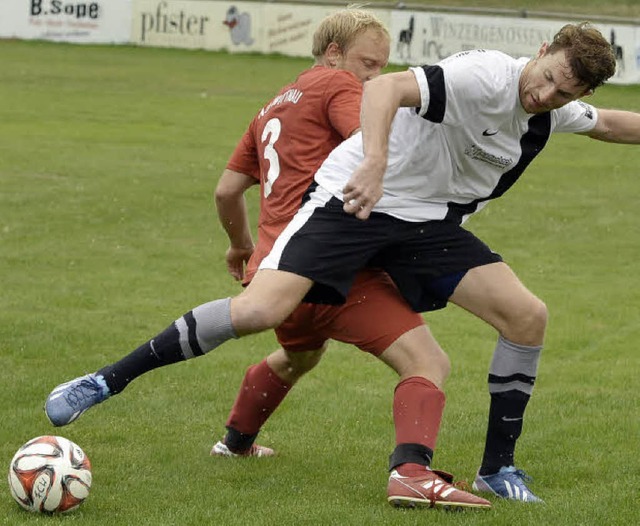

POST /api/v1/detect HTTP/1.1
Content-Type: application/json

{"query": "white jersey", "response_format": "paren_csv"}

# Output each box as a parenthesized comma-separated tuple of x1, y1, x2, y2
(315, 49, 598, 223)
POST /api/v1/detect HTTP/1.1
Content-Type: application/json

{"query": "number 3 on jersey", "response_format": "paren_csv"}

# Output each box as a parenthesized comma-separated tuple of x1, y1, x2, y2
(261, 118, 281, 198)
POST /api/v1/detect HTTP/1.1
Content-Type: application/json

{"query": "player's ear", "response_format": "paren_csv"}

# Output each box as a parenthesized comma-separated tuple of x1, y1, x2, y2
(325, 42, 342, 67)
(537, 42, 549, 58)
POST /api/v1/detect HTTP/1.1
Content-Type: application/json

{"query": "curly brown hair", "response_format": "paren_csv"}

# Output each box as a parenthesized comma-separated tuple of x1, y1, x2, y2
(547, 22, 616, 91)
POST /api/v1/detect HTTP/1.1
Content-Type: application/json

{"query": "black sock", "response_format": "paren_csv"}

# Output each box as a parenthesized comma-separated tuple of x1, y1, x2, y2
(479, 390, 529, 476)
(224, 426, 258, 453)
(95, 298, 237, 395)
(388, 443, 434, 471)
(98, 323, 184, 395)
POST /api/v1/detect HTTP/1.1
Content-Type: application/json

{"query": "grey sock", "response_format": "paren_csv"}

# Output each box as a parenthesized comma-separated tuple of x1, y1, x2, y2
(175, 297, 238, 358)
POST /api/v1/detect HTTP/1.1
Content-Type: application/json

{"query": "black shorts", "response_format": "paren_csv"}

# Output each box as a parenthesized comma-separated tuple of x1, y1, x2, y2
(260, 186, 502, 312)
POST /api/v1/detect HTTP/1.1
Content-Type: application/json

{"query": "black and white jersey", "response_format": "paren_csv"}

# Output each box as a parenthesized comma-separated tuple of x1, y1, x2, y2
(315, 49, 598, 223)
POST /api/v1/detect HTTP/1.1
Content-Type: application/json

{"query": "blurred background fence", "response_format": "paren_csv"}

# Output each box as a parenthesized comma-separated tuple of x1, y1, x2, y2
(2, 0, 639, 83)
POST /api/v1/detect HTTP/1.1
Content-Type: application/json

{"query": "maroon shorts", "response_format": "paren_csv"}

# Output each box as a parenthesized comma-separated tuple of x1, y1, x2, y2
(275, 268, 424, 356)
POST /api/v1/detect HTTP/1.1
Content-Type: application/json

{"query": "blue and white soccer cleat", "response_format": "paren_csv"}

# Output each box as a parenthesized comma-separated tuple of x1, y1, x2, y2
(44, 373, 110, 426)
(472, 466, 544, 503)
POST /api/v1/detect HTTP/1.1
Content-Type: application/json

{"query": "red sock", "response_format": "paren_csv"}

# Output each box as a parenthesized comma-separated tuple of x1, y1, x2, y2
(225, 359, 292, 435)
(393, 376, 445, 476)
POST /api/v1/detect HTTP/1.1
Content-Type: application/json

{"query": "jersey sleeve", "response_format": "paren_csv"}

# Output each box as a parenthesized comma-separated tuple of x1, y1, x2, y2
(226, 120, 260, 181)
(324, 70, 363, 139)
(410, 50, 510, 127)
(551, 100, 598, 133)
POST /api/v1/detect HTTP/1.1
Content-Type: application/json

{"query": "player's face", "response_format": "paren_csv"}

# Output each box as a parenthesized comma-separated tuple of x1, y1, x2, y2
(337, 29, 390, 83)
(519, 44, 591, 114)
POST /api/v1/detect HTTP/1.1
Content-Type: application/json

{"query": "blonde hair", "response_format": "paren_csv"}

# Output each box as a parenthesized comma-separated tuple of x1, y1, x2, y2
(548, 22, 616, 91)
(311, 8, 389, 58)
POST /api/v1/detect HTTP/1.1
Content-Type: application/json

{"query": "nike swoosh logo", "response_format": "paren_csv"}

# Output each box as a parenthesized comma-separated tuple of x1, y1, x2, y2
(501, 416, 523, 422)
(482, 129, 499, 136)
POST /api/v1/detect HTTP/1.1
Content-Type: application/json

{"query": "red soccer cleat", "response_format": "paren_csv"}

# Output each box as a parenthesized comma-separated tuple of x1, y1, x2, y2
(387, 467, 492, 510)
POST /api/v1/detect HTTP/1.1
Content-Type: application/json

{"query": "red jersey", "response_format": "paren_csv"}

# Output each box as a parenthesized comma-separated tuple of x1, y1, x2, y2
(226, 66, 362, 284)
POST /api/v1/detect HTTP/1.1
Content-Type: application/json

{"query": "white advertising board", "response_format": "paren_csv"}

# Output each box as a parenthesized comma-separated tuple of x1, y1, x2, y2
(130, 0, 218, 49)
(1, 0, 638, 84)
(389, 10, 640, 84)
(0, 0, 132, 43)
(129, 1, 390, 57)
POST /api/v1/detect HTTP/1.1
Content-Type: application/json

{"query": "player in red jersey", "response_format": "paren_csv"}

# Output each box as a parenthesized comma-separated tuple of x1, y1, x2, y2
(211, 9, 490, 509)
(44, 9, 489, 510)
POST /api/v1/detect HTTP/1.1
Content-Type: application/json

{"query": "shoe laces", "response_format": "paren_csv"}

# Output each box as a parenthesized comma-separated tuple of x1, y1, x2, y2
(453, 479, 471, 492)
(499, 467, 534, 489)
(430, 469, 471, 491)
(510, 468, 533, 483)
(64, 377, 103, 408)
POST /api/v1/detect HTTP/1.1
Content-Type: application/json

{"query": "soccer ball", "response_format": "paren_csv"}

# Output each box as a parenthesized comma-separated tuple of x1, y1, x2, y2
(8, 435, 92, 513)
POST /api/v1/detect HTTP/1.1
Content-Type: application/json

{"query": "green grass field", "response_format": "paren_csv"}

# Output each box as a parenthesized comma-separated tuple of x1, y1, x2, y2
(1, 34, 639, 526)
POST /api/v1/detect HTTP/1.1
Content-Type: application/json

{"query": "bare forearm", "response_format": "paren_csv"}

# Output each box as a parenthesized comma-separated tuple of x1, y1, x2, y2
(214, 169, 257, 249)
(216, 194, 253, 249)
(588, 109, 640, 144)
(360, 70, 423, 160)
(360, 76, 400, 162)
(343, 71, 422, 219)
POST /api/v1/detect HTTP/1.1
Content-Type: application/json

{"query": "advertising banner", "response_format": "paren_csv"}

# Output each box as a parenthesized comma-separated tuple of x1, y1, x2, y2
(1, 0, 638, 84)
(254, 3, 389, 57)
(389, 10, 640, 85)
(129, 1, 390, 56)
(0, 0, 132, 43)
(131, 0, 218, 49)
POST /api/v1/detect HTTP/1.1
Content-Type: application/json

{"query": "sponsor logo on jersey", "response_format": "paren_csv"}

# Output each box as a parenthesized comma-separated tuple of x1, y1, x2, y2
(576, 101, 594, 120)
(464, 144, 513, 168)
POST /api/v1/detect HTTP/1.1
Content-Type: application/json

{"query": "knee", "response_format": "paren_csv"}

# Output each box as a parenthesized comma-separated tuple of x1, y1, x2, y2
(503, 296, 548, 346)
(285, 346, 326, 374)
(268, 345, 326, 384)
(404, 347, 450, 389)
(383, 328, 451, 389)
(425, 346, 451, 387)
(438, 349, 452, 380)
(230, 295, 289, 335)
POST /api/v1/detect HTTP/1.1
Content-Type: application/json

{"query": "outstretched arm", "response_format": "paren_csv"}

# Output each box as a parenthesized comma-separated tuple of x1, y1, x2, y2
(342, 70, 422, 220)
(215, 169, 258, 280)
(585, 108, 640, 144)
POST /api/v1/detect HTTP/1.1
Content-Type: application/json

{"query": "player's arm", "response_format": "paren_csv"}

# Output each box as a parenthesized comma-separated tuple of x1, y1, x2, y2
(584, 108, 640, 144)
(215, 169, 258, 281)
(343, 70, 421, 219)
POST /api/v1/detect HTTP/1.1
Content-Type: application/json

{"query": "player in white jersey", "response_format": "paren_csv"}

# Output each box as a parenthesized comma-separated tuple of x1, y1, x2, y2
(262, 22, 639, 501)
(316, 50, 598, 223)
(300, 22, 639, 501)
(45, 22, 640, 503)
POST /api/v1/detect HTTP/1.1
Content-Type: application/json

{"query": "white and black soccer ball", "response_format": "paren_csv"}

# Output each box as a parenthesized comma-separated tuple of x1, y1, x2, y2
(8, 435, 92, 513)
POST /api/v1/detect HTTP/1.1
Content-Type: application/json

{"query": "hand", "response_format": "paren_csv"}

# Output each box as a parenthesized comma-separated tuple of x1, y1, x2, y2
(342, 157, 386, 220)
(225, 245, 254, 281)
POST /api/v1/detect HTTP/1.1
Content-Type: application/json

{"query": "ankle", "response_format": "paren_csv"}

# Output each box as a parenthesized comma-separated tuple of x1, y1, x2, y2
(395, 462, 429, 477)
(224, 427, 257, 453)
(94, 374, 111, 398)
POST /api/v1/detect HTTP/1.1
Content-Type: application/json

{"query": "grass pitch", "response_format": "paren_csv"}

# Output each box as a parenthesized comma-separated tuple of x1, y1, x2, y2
(1, 37, 639, 525)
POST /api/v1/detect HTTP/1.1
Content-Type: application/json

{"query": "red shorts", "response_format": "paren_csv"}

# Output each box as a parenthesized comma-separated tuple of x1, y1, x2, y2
(275, 268, 424, 356)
